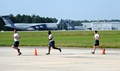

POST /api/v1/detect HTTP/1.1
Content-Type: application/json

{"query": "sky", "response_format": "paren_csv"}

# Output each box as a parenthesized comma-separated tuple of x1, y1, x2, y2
(0, 0, 120, 20)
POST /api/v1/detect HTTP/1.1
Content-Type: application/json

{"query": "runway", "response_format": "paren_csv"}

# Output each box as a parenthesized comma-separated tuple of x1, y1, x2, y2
(0, 47, 120, 71)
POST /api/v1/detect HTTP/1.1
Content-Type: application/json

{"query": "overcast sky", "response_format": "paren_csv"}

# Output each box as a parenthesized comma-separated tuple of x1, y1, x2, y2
(0, 0, 120, 20)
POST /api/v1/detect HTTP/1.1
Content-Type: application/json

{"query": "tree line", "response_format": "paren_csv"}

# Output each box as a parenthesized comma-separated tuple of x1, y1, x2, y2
(8, 14, 58, 23)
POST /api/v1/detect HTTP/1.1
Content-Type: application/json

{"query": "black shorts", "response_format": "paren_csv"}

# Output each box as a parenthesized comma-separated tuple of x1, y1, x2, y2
(13, 41, 19, 47)
(49, 41, 55, 47)
(94, 40, 99, 46)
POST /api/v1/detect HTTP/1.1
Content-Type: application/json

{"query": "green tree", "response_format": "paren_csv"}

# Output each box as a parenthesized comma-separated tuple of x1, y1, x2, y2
(15, 14, 22, 23)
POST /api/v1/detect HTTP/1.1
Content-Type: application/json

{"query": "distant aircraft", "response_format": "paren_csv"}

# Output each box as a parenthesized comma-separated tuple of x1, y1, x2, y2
(65, 20, 87, 30)
(2, 16, 61, 31)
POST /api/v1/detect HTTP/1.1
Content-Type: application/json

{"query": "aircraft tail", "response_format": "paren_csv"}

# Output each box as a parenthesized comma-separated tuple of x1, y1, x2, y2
(2, 16, 15, 28)
(65, 20, 74, 30)
(56, 19, 61, 25)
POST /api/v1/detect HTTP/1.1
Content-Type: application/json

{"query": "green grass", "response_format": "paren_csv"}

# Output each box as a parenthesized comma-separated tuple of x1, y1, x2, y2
(0, 30, 120, 48)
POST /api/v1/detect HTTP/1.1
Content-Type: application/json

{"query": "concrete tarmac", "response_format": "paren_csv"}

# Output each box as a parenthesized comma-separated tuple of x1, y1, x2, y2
(0, 47, 120, 71)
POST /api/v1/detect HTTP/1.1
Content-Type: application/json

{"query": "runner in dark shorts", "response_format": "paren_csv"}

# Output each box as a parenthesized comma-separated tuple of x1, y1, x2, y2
(12, 29, 22, 56)
(91, 31, 104, 54)
(46, 31, 61, 55)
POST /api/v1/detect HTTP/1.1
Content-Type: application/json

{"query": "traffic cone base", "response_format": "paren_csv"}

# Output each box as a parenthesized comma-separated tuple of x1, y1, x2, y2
(102, 48, 106, 54)
(34, 49, 38, 56)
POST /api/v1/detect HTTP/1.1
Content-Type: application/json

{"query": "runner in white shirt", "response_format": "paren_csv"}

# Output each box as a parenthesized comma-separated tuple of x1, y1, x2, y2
(46, 31, 61, 55)
(91, 30, 105, 54)
(14, 33, 19, 41)
(12, 29, 22, 56)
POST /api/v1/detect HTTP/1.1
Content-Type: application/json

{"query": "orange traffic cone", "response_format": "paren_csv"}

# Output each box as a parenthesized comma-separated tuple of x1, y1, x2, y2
(34, 49, 38, 56)
(102, 48, 106, 54)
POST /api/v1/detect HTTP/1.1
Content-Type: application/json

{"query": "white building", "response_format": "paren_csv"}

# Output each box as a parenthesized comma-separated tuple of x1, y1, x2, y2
(82, 22, 120, 30)
(82, 23, 92, 30)
(91, 22, 120, 30)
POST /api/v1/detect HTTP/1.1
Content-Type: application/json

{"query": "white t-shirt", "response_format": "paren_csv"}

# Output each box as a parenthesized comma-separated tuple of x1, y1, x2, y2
(14, 33, 20, 41)
(49, 34, 54, 42)
(94, 34, 99, 40)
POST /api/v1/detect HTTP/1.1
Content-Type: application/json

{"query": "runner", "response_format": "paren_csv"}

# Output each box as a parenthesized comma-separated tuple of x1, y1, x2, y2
(91, 30, 104, 54)
(46, 31, 61, 55)
(12, 29, 22, 56)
